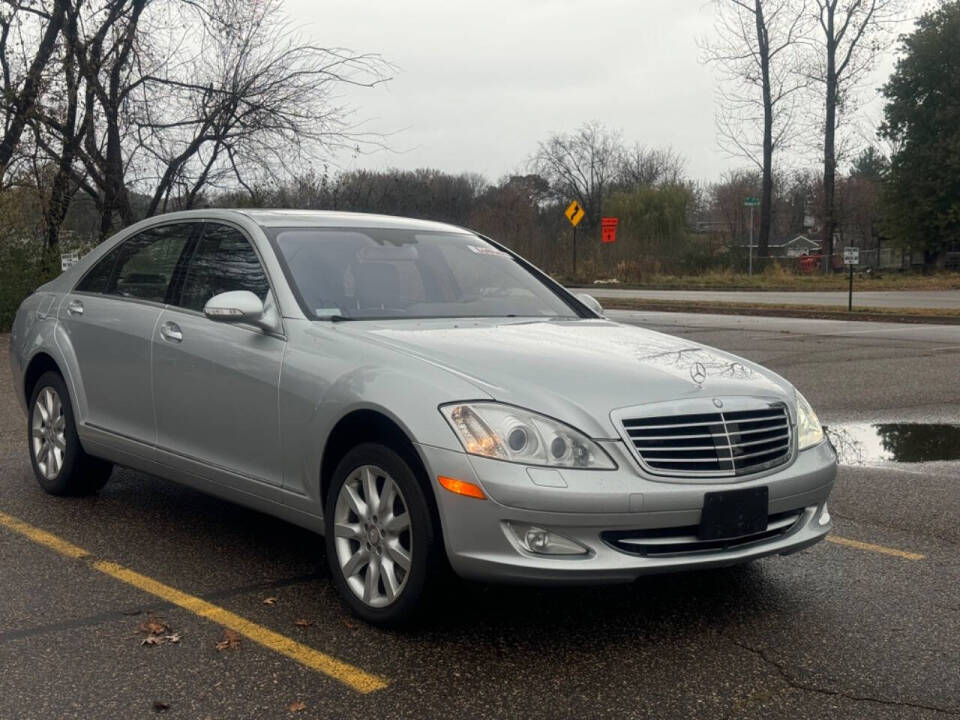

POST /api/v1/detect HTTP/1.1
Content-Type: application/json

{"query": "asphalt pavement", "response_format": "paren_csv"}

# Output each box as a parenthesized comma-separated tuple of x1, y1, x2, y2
(1, 313, 958, 720)
(570, 288, 960, 311)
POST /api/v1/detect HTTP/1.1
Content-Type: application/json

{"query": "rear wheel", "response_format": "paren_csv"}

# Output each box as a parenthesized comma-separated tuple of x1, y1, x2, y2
(324, 443, 439, 626)
(28, 371, 112, 496)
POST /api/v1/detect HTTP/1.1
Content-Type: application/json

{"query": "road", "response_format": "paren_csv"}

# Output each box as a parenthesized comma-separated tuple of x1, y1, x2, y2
(1, 314, 958, 720)
(570, 287, 960, 311)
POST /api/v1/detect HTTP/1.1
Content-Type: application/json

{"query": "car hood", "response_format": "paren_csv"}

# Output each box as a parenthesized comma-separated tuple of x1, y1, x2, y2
(343, 318, 795, 438)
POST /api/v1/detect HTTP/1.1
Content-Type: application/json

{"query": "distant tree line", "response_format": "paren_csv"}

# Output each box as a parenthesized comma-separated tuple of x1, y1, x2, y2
(1, 0, 958, 330)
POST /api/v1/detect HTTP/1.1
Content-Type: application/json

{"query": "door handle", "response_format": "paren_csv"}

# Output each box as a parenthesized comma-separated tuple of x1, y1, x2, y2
(67, 299, 84, 316)
(160, 321, 183, 343)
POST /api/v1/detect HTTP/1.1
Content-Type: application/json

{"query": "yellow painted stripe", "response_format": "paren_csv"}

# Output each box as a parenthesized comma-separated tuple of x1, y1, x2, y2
(93, 561, 388, 693)
(0, 509, 90, 559)
(827, 534, 925, 560)
(0, 511, 388, 693)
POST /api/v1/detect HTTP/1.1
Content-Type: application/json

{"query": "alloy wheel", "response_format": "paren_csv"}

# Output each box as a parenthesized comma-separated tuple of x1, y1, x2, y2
(31, 386, 66, 480)
(333, 464, 412, 607)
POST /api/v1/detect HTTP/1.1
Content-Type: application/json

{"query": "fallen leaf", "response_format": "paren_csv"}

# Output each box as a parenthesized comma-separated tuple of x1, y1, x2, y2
(139, 618, 169, 636)
(262, 596, 278, 606)
(152, 701, 170, 713)
(141, 635, 163, 647)
(165, 633, 181, 644)
(215, 629, 241, 651)
(341, 618, 357, 630)
(288, 701, 307, 712)
(293, 618, 313, 628)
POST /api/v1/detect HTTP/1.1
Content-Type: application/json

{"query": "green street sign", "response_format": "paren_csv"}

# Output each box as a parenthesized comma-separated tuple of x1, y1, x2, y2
(744, 196, 760, 207)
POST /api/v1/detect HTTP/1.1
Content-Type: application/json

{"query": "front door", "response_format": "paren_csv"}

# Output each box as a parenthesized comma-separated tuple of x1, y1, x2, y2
(152, 221, 284, 488)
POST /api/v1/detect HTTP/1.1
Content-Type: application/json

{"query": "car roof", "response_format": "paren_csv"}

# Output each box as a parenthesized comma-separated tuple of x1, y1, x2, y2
(155, 208, 472, 234)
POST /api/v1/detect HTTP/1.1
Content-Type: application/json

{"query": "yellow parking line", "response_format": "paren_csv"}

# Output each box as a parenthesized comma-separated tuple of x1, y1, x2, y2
(0, 510, 388, 693)
(827, 534, 925, 560)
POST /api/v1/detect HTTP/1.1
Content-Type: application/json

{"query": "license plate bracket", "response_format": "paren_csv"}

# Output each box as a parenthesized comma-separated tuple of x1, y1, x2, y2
(698, 486, 769, 541)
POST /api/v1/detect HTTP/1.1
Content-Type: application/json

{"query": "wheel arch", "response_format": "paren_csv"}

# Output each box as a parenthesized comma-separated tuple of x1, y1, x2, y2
(320, 408, 443, 538)
(23, 352, 63, 405)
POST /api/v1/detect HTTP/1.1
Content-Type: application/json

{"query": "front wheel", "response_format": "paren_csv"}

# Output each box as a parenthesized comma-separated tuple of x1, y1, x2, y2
(28, 371, 113, 496)
(324, 443, 440, 626)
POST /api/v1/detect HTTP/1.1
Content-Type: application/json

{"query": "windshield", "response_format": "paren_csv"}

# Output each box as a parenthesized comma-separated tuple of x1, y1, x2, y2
(268, 227, 581, 320)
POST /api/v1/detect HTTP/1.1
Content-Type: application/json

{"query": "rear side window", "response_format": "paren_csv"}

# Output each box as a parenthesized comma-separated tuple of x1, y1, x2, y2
(177, 223, 270, 312)
(76, 223, 197, 303)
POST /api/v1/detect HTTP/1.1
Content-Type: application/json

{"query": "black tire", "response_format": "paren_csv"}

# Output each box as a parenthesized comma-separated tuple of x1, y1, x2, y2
(27, 371, 113, 496)
(324, 442, 441, 627)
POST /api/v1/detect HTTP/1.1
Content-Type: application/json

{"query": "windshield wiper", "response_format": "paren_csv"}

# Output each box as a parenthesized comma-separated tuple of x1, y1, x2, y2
(317, 314, 354, 322)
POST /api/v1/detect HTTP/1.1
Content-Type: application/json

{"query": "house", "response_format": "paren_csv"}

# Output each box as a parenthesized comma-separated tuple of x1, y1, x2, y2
(739, 234, 821, 258)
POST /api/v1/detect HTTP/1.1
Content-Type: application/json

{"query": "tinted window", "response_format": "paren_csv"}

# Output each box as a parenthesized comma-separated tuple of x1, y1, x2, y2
(77, 223, 195, 301)
(75, 250, 118, 294)
(270, 228, 577, 320)
(178, 223, 270, 312)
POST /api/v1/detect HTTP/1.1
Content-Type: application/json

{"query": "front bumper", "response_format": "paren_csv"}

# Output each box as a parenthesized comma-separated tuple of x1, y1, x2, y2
(418, 439, 836, 584)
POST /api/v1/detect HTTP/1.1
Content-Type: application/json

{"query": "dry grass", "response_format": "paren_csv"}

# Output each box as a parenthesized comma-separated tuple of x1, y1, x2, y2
(598, 297, 960, 324)
(577, 268, 960, 292)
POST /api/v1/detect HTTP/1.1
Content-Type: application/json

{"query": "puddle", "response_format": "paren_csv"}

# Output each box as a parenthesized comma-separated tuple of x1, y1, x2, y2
(825, 423, 960, 465)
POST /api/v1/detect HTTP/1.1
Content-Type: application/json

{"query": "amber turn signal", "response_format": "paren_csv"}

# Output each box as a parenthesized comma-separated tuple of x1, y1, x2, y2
(437, 475, 486, 499)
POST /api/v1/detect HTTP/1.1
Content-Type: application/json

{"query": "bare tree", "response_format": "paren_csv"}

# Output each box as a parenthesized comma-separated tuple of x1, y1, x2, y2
(702, 0, 810, 258)
(132, 0, 390, 216)
(530, 121, 623, 229)
(0, 0, 68, 182)
(22, 0, 390, 241)
(616, 144, 686, 189)
(807, 0, 902, 271)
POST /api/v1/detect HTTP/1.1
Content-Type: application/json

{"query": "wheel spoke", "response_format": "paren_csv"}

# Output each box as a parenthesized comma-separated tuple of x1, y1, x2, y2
(377, 478, 397, 516)
(363, 554, 381, 603)
(36, 396, 49, 423)
(31, 426, 45, 439)
(380, 557, 400, 601)
(43, 390, 55, 420)
(343, 482, 369, 521)
(53, 416, 66, 432)
(362, 467, 380, 514)
(341, 547, 370, 578)
(385, 538, 411, 571)
(334, 522, 363, 541)
(49, 447, 62, 476)
(384, 512, 409, 534)
(50, 393, 62, 421)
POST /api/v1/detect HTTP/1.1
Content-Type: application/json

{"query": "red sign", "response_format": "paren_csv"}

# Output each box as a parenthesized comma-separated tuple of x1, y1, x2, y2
(601, 217, 618, 243)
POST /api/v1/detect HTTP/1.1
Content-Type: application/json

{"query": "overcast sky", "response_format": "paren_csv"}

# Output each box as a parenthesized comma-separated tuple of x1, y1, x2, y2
(285, 0, 926, 183)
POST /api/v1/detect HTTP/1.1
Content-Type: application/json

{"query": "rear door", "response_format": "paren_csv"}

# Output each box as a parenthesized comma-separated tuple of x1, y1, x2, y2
(60, 222, 198, 445)
(152, 221, 285, 488)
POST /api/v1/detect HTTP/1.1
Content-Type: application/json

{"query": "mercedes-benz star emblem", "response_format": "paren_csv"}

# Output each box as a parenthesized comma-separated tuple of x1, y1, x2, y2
(690, 362, 707, 385)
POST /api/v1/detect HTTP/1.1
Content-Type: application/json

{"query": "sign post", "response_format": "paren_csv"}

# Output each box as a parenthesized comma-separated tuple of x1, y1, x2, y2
(843, 246, 859, 311)
(744, 196, 760, 276)
(601, 217, 618, 244)
(564, 200, 586, 276)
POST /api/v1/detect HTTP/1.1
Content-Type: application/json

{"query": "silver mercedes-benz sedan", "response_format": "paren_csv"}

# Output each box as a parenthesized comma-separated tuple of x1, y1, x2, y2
(9, 209, 836, 624)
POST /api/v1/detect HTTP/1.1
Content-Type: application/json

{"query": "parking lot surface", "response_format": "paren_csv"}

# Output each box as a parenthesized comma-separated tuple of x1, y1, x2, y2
(1, 312, 958, 719)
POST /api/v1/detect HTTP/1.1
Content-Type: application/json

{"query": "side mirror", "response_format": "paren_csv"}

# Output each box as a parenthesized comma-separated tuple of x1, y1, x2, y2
(204, 290, 266, 325)
(576, 292, 604, 317)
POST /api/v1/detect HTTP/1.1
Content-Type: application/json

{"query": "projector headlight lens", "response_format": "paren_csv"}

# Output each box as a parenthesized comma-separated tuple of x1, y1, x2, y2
(440, 403, 615, 469)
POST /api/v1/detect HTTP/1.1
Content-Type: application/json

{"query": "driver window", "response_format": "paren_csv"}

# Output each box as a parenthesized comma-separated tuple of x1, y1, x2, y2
(178, 223, 270, 312)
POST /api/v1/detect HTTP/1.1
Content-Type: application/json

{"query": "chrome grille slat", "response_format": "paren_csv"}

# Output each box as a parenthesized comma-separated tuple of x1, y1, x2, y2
(618, 401, 793, 478)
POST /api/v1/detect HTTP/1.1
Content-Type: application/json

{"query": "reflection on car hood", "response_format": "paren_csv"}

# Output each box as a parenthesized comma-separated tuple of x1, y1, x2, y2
(345, 318, 793, 438)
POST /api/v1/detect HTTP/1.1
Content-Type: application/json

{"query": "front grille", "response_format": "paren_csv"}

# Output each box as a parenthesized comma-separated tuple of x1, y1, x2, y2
(602, 508, 805, 557)
(620, 403, 792, 478)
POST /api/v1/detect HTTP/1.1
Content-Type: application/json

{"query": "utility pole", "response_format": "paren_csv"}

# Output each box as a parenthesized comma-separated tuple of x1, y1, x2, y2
(744, 196, 760, 275)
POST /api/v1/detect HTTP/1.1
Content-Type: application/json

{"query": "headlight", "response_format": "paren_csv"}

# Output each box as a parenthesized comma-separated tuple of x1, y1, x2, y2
(795, 390, 824, 450)
(440, 402, 616, 469)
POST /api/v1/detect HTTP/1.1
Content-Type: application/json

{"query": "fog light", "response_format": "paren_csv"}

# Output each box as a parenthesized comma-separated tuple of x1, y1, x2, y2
(818, 503, 831, 526)
(505, 522, 588, 555)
